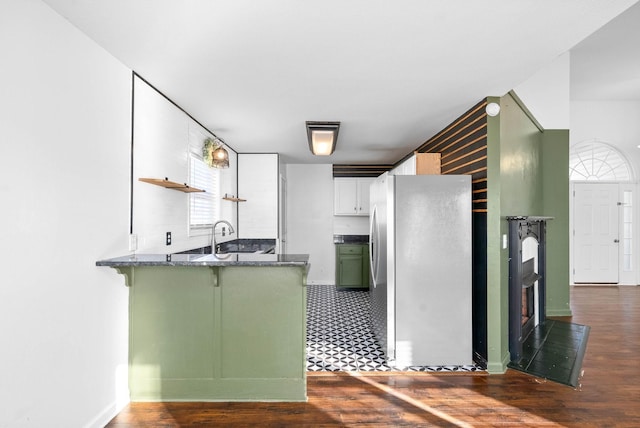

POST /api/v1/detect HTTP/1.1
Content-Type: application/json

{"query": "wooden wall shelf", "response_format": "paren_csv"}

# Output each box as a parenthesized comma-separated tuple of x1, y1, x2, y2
(139, 177, 205, 193)
(222, 196, 247, 202)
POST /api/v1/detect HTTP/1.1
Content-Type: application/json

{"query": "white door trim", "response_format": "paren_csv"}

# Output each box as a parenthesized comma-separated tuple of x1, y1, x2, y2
(570, 181, 639, 285)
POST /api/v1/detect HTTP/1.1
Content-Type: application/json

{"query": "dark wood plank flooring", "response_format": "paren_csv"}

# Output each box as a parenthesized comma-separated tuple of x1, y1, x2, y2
(107, 285, 640, 427)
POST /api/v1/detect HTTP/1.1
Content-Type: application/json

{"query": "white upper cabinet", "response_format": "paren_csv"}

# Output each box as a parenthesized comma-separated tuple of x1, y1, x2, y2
(357, 179, 372, 214)
(334, 177, 374, 216)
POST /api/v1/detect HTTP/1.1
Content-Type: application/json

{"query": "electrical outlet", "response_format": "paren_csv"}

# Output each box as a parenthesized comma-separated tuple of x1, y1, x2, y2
(166, 231, 172, 245)
(129, 234, 138, 252)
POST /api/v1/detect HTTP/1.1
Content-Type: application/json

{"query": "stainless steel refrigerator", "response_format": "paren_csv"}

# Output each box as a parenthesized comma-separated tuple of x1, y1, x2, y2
(369, 173, 473, 366)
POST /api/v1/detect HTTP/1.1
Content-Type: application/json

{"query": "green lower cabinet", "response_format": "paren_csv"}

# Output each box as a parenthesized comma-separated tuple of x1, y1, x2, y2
(123, 265, 307, 402)
(336, 244, 370, 289)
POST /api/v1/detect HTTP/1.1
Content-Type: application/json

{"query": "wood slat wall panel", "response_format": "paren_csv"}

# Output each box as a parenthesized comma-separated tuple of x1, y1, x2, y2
(332, 164, 393, 178)
(416, 99, 488, 213)
(333, 100, 489, 205)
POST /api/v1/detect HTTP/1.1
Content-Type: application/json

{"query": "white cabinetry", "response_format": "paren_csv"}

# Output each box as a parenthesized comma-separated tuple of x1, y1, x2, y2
(238, 153, 279, 238)
(334, 178, 374, 216)
(390, 156, 416, 175)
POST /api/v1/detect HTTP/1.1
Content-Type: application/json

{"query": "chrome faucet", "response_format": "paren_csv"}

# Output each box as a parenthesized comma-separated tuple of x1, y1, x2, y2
(211, 220, 235, 253)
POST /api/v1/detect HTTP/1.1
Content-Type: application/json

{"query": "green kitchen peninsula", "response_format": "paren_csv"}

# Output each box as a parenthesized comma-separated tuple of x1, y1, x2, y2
(96, 253, 309, 402)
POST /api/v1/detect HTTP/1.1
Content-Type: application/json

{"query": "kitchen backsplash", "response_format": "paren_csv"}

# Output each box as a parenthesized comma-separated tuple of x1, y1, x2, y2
(333, 215, 369, 235)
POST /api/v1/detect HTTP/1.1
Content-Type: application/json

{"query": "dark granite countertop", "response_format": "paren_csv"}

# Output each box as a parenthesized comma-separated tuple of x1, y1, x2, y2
(333, 235, 369, 244)
(96, 253, 309, 267)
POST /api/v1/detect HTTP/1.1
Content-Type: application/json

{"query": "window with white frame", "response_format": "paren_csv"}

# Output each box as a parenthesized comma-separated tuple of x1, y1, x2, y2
(569, 139, 633, 181)
(188, 121, 222, 231)
(189, 154, 220, 229)
(623, 190, 633, 272)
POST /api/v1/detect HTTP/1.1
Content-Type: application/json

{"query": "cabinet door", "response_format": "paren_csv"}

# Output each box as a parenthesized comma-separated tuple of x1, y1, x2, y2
(338, 255, 363, 287)
(334, 178, 358, 215)
(357, 178, 374, 216)
(337, 245, 368, 288)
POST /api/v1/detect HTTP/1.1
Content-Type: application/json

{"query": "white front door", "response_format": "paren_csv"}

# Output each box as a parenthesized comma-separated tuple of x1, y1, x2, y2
(573, 183, 619, 283)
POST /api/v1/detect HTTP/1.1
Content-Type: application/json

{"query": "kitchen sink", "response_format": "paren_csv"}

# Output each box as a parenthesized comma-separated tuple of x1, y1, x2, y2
(176, 239, 276, 255)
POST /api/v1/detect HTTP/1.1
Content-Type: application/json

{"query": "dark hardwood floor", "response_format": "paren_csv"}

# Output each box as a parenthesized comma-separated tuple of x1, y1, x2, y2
(107, 286, 640, 427)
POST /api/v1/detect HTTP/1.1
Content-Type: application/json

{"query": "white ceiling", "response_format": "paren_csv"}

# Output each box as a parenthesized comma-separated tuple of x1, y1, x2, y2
(571, 1, 640, 101)
(42, 0, 639, 164)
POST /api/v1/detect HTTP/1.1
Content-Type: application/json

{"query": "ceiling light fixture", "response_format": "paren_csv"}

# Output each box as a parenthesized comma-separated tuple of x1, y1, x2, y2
(306, 121, 340, 156)
(211, 145, 229, 168)
(486, 102, 501, 117)
(204, 137, 230, 168)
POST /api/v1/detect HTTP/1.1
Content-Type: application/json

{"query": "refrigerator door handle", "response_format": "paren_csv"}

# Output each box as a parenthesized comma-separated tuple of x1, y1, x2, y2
(369, 205, 379, 288)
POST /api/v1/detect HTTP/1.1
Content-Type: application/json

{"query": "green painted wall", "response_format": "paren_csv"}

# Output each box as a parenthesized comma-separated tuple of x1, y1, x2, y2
(498, 95, 544, 215)
(542, 130, 571, 317)
(485, 96, 506, 373)
(485, 93, 571, 373)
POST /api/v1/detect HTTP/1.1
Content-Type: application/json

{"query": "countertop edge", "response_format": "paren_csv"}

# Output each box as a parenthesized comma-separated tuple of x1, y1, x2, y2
(96, 253, 310, 268)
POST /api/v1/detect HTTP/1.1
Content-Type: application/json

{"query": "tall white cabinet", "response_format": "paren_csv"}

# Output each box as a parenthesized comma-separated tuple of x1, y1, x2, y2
(238, 153, 279, 239)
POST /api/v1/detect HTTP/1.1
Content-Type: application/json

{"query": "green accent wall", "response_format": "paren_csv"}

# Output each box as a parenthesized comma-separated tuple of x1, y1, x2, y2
(486, 92, 571, 373)
(542, 130, 571, 317)
(486, 96, 506, 373)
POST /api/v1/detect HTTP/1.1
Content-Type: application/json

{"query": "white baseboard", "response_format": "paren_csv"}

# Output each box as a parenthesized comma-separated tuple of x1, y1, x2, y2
(84, 399, 129, 428)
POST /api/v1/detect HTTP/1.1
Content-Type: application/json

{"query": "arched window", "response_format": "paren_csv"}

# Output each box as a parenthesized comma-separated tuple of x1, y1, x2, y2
(569, 139, 633, 181)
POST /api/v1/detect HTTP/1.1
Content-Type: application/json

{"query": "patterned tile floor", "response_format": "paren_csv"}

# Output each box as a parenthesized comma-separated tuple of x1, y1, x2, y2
(306, 284, 483, 372)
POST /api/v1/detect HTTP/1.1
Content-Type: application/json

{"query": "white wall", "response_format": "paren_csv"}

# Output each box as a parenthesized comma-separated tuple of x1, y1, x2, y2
(571, 100, 640, 285)
(571, 100, 640, 177)
(286, 164, 372, 284)
(238, 154, 278, 239)
(0, 0, 130, 426)
(333, 216, 369, 235)
(132, 77, 238, 253)
(514, 52, 571, 129)
(286, 164, 335, 284)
